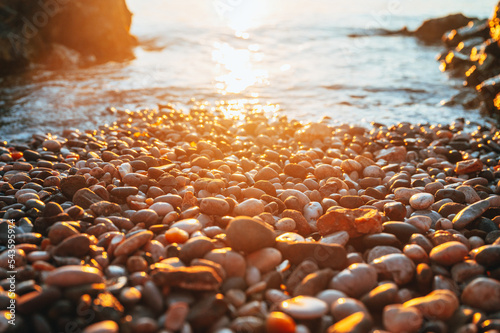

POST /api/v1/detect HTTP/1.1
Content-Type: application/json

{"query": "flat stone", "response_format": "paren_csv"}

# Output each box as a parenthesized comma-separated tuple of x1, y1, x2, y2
(151, 265, 222, 291)
(178, 237, 215, 265)
(375, 146, 407, 163)
(110, 186, 139, 198)
(45, 265, 104, 287)
(279, 296, 328, 320)
(225, 216, 276, 254)
(276, 240, 347, 269)
(280, 189, 311, 208)
(455, 159, 483, 175)
(293, 268, 335, 297)
(255, 167, 279, 181)
(453, 199, 491, 229)
(360, 282, 399, 310)
(60, 175, 87, 199)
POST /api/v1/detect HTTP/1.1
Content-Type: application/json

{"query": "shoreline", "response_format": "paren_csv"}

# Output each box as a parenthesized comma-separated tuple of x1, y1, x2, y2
(0, 107, 499, 332)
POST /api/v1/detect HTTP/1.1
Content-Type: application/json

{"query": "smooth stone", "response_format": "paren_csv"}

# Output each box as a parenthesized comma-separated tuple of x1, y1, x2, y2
(303, 201, 323, 222)
(170, 219, 202, 234)
(284, 163, 308, 179)
(286, 260, 319, 292)
(148, 202, 174, 216)
(233, 198, 265, 217)
(382, 221, 421, 242)
(371, 253, 415, 285)
(60, 175, 87, 199)
(275, 218, 296, 232)
(110, 186, 139, 198)
(327, 312, 373, 333)
(45, 265, 103, 287)
(293, 268, 335, 297)
(403, 244, 428, 264)
(461, 277, 500, 312)
(456, 185, 481, 204)
(316, 290, 348, 307)
(200, 197, 230, 215)
(280, 189, 311, 208)
(53, 234, 90, 258)
(366, 246, 402, 263)
(472, 245, 500, 267)
(279, 296, 328, 320)
(406, 215, 432, 233)
(409, 193, 434, 210)
(83, 321, 119, 333)
(114, 231, 153, 257)
(451, 260, 485, 284)
(331, 297, 369, 321)
(225, 216, 276, 254)
(246, 247, 282, 273)
(452, 199, 490, 229)
(178, 237, 215, 265)
(266, 311, 296, 333)
(329, 263, 378, 298)
(360, 282, 399, 310)
(204, 248, 246, 278)
(429, 241, 468, 266)
(255, 167, 279, 181)
(403, 289, 459, 320)
(383, 304, 423, 333)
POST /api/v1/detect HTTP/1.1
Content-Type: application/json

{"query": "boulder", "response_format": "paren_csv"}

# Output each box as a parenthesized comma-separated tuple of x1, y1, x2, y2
(414, 13, 474, 43)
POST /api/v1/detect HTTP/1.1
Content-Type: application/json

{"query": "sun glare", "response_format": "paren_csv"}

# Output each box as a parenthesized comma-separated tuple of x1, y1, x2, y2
(212, 42, 268, 94)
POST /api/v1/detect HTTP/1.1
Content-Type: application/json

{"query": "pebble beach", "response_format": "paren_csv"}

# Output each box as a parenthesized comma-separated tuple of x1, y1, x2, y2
(0, 106, 500, 333)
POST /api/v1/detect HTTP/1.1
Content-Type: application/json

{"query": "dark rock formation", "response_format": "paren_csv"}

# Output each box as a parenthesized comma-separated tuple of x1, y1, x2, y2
(414, 13, 475, 43)
(437, 2, 500, 119)
(0, 0, 136, 75)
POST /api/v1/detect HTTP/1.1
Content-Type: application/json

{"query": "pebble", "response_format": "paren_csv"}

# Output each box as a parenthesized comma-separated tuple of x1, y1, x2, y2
(403, 289, 459, 320)
(409, 193, 434, 210)
(114, 230, 154, 256)
(452, 199, 491, 229)
(246, 247, 282, 273)
(45, 265, 104, 287)
(317, 207, 383, 238)
(279, 296, 328, 320)
(429, 241, 468, 266)
(371, 253, 415, 285)
(383, 304, 423, 333)
(200, 197, 230, 215)
(461, 277, 500, 312)
(225, 216, 276, 254)
(233, 198, 265, 216)
(329, 263, 378, 298)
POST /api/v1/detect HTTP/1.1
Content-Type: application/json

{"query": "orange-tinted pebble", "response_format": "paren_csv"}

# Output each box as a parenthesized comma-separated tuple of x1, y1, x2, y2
(164, 227, 189, 244)
(11, 151, 23, 160)
(145, 198, 154, 205)
(266, 311, 296, 333)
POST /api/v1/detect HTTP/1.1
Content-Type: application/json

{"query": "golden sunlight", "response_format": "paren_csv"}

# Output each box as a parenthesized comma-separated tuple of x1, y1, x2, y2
(212, 42, 268, 94)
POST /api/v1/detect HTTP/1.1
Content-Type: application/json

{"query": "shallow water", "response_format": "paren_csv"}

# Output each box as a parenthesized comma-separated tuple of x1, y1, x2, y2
(0, 0, 498, 140)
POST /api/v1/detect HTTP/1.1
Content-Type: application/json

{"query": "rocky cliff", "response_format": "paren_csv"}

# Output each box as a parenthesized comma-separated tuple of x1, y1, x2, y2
(0, 0, 137, 75)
